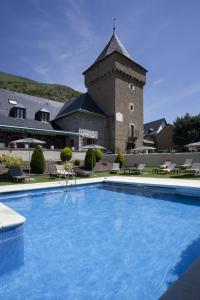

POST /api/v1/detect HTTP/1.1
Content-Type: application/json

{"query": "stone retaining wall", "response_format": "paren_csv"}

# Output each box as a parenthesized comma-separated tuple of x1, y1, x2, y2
(0, 149, 86, 162)
(103, 152, 200, 167)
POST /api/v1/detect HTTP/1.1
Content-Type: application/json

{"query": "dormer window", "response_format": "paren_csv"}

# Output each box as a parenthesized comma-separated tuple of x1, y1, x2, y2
(9, 103, 26, 119)
(16, 108, 25, 119)
(41, 111, 49, 122)
(35, 108, 50, 122)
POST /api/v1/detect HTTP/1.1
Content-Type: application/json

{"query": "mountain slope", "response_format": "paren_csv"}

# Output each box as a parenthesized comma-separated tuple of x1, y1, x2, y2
(0, 71, 81, 102)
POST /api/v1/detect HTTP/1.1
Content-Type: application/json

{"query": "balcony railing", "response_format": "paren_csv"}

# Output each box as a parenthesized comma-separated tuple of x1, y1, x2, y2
(128, 129, 139, 141)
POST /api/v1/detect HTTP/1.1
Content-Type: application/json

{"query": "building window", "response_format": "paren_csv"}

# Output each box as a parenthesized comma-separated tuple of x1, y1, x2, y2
(130, 124, 135, 138)
(16, 108, 25, 119)
(83, 137, 95, 146)
(36, 111, 50, 122)
(41, 112, 49, 122)
(129, 103, 134, 111)
(129, 83, 135, 91)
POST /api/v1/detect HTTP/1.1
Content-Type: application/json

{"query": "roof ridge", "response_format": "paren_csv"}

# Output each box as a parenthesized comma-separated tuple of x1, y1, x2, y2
(95, 32, 132, 64)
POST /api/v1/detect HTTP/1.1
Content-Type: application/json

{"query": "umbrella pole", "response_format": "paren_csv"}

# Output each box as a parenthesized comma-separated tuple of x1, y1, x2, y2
(29, 150, 30, 182)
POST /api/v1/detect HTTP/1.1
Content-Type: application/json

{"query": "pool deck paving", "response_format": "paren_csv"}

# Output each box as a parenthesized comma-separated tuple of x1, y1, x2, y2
(0, 176, 199, 194)
(0, 176, 200, 299)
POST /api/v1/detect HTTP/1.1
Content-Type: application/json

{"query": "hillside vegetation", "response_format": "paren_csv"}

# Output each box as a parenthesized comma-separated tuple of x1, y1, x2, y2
(0, 71, 81, 102)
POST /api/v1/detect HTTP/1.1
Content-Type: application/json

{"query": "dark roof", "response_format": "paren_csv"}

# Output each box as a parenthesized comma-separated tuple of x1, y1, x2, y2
(144, 118, 167, 136)
(55, 93, 106, 120)
(83, 32, 147, 74)
(0, 112, 54, 131)
(0, 89, 64, 131)
(95, 33, 132, 63)
(39, 107, 50, 113)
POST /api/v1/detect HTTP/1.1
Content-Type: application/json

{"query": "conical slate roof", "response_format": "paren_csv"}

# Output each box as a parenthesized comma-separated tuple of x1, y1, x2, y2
(95, 32, 132, 63)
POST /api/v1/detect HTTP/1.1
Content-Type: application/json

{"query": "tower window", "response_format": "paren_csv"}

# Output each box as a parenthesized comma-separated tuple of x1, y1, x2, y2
(130, 124, 135, 138)
(129, 103, 134, 111)
(129, 83, 135, 91)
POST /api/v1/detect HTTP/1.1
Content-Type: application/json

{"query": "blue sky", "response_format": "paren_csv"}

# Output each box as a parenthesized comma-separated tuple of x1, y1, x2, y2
(0, 0, 199, 123)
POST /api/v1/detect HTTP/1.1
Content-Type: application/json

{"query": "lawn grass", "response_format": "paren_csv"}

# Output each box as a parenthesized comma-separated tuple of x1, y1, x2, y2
(0, 168, 199, 186)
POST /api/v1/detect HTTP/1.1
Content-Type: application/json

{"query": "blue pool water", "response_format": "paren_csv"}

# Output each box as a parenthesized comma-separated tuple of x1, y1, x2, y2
(0, 183, 200, 299)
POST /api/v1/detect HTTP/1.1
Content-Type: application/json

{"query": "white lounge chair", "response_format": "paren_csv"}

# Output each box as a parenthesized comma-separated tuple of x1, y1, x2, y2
(160, 163, 177, 174)
(179, 159, 193, 169)
(185, 163, 200, 176)
(160, 161, 172, 169)
(110, 163, 120, 174)
(124, 163, 146, 175)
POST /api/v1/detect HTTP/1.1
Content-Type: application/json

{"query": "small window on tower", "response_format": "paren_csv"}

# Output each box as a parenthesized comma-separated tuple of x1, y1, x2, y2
(129, 103, 134, 111)
(129, 83, 135, 91)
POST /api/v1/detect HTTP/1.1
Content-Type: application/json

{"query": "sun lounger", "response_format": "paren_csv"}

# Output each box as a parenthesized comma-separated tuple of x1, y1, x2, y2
(74, 168, 91, 177)
(185, 163, 200, 176)
(124, 164, 145, 175)
(50, 164, 76, 178)
(110, 163, 120, 174)
(159, 163, 178, 174)
(50, 164, 66, 178)
(153, 161, 172, 174)
(7, 167, 28, 182)
(131, 164, 146, 175)
(178, 159, 193, 169)
(160, 161, 172, 169)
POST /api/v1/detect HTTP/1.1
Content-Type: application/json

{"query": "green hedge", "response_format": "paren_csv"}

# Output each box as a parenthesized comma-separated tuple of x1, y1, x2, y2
(74, 159, 80, 166)
(31, 145, 46, 174)
(60, 147, 72, 162)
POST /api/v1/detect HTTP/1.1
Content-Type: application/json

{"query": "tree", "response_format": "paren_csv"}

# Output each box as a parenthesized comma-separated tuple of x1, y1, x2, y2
(115, 152, 125, 168)
(60, 147, 72, 162)
(84, 149, 96, 170)
(173, 113, 200, 147)
(31, 145, 46, 174)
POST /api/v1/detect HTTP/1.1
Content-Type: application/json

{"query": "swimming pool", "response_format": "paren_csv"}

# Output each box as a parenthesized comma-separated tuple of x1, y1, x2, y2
(0, 183, 200, 299)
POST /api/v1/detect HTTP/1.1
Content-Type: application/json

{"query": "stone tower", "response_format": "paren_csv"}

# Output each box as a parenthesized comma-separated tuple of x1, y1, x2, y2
(83, 32, 147, 153)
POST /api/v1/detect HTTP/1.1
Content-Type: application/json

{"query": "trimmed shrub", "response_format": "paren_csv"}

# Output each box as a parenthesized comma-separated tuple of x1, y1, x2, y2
(74, 159, 80, 166)
(64, 161, 73, 172)
(31, 145, 46, 174)
(95, 148, 103, 162)
(84, 149, 96, 170)
(0, 154, 23, 168)
(115, 152, 125, 168)
(60, 147, 72, 162)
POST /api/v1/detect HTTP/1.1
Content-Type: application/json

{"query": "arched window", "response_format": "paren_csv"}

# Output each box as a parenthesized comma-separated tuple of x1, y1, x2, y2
(129, 83, 135, 91)
(129, 103, 134, 111)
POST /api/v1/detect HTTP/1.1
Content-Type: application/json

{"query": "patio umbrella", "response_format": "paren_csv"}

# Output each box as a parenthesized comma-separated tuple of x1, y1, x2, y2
(83, 144, 106, 150)
(83, 144, 106, 171)
(12, 138, 46, 181)
(131, 146, 156, 153)
(185, 142, 200, 149)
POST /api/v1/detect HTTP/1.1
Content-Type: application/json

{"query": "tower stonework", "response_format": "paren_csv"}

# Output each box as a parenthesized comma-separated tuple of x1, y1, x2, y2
(83, 33, 147, 153)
